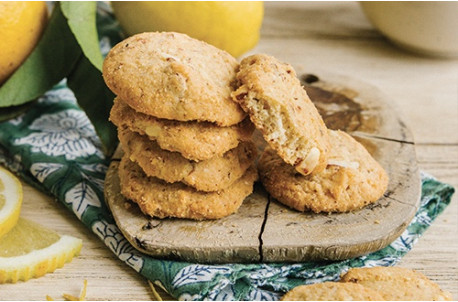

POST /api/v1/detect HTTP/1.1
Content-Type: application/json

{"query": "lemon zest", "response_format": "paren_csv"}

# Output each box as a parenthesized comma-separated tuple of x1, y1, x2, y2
(148, 280, 163, 301)
(62, 294, 80, 301)
(79, 279, 88, 301)
(47, 280, 88, 301)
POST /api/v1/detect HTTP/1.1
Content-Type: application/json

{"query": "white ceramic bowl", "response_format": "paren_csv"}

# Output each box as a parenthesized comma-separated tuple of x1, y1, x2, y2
(360, 2, 458, 58)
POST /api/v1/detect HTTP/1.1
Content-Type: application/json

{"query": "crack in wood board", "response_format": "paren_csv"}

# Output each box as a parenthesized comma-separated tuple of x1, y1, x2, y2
(351, 131, 415, 145)
(258, 194, 272, 263)
(104, 71, 421, 263)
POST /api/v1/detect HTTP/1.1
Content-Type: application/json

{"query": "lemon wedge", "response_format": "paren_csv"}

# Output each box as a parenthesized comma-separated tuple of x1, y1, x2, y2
(0, 218, 82, 283)
(0, 166, 23, 238)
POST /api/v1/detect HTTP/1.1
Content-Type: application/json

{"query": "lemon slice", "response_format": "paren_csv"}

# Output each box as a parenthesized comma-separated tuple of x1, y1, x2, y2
(0, 218, 82, 283)
(0, 166, 23, 238)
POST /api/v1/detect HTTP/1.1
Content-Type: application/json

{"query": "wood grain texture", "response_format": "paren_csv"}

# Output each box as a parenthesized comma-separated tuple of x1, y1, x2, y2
(262, 135, 419, 261)
(262, 74, 421, 262)
(105, 158, 266, 263)
(2, 2, 457, 300)
(104, 71, 420, 263)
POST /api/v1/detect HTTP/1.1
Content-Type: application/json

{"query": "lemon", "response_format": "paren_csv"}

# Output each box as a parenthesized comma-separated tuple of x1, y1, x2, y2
(0, 218, 82, 283)
(111, 1, 264, 57)
(0, 1, 48, 85)
(0, 166, 22, 238)
(0, 167, 82, 283)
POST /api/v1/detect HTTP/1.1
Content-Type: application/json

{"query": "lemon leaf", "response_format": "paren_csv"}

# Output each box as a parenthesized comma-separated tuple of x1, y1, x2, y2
(0, 102, 37, 123)
(0, 2, 119, 156)
(64, 2, 119, 156)
(61, 2, 104, 71)
(66, 3, 120, 156)
(0, 3, 81, 108)
(67, 55, 118, 156)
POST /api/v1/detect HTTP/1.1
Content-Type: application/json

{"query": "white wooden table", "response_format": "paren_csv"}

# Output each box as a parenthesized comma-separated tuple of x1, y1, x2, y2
(2, 2, 457, 300)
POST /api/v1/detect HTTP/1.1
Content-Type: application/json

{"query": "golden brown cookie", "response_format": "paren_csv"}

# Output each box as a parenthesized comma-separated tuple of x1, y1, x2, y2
(341, 267, 453, 301)
(103, 32, 246, 126)
(118, 156, 258, 220)
(118, 127, 257, 192)
(258, 130, 388, 213)
(232, 54, 330, 175)
(110, 98, 254, 161)
(281, 282, 384, 301)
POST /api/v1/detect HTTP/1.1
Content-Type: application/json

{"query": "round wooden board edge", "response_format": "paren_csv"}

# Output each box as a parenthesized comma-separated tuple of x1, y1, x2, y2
(104, 159, 263, 264)
(103, 71, 422, 264)
(261, 70, 422, 262)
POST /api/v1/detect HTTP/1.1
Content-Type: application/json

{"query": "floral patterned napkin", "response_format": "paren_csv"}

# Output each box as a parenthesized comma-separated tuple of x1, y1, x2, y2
(0, 7, 454, 301)
(0, 73, 455, 301)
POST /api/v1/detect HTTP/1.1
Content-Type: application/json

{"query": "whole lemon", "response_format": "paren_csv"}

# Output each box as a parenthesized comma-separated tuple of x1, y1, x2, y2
(111, 1, 264, 57)
(0, 1, 48, 85)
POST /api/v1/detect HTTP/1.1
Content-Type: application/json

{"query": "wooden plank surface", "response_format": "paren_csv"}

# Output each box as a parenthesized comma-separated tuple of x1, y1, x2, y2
(262, 135, 420, 262)
(105, 72, 421, 264)
(105, 158, 266, 263)
(262, 74, 421, 262)
(2, 2, 457, 300)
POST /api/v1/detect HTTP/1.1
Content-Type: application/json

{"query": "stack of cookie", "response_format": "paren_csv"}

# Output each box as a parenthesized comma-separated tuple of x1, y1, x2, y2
(232, 54, 388, 213)
(103, 32, 258, 220)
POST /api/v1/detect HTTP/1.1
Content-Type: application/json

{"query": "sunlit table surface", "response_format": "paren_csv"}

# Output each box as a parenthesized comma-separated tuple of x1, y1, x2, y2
(2, 2, 457, 300)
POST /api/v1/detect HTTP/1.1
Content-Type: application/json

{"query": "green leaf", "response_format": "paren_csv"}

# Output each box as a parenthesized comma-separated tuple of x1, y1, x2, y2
(67, 56, 118, 156)
(0, 4, 81, 108)
(61, 2, 104, 71)
(0, 101, 37, 122)
(96, 2, 125, 53)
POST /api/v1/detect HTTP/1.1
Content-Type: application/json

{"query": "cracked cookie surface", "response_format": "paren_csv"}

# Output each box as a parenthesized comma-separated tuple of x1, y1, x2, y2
(341, 267, 453, 301)
(118, 127, 257, 192)
(232, 54, 330, 175)
(258, 130, 388, 213)
(281, 282, 384, 301)
(103, 32, 246, 126)
(110, 98, 254, 161)
(118, 155, 258, 220)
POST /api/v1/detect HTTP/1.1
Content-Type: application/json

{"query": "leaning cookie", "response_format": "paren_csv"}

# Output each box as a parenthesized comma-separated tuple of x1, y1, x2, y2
(118, 156, 258, 220)
(110, 98, 254, 161)
(103, 32, 246, 126)
(341, 267, 453, 301)
(281, 282, 384, 301)
(258, 130, 388, 213)
(232, 54, 330, 175)
(118, 128, 257, 192)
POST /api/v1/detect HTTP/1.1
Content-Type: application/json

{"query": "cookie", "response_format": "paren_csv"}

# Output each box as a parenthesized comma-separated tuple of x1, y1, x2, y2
(258, 130, 388, 213)
(281, 282, 384, 301)
(118, 127, 257, 192)
(103, 32, 246, 126)
(110, 98, 254, 161)
(118, 156, 258, 220)
(341, 267, 453, 301)
(232, 54, 330, 175)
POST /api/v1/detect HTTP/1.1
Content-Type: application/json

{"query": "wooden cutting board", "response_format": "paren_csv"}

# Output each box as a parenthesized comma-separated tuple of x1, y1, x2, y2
(104, 71, 421, 263)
